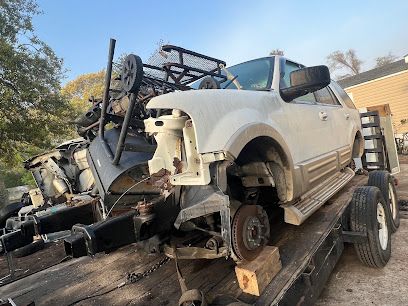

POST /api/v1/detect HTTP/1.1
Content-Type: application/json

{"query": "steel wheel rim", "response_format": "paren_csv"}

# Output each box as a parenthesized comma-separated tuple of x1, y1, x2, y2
(377, 203, 388, 250)
(389, 183, 397, 220)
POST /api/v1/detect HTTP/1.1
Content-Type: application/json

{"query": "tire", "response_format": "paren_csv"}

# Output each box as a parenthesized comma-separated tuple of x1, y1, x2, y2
(13, 239, 45, 258)
(349, 186, 391, 268)
(367, 170, 400, 233)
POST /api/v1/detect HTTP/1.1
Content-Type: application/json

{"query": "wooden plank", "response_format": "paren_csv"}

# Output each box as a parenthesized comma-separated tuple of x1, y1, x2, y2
(0, 244, 157, 305)
(235, 246, 281, 296)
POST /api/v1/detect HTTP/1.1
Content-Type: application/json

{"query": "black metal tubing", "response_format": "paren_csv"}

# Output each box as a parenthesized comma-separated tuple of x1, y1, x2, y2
(99, 38, 116, 159)
(20, 203, 96, 237)
(112, 93, 137, 165)
(161, 45, 226, 66)
(163, 62, 227, 85)
(0, 230, 33, 253)
(64, 233, 87, 258)
(145, 45, 227, 87)
(65, 211, 138, 257)
(142, 74, 188, 91)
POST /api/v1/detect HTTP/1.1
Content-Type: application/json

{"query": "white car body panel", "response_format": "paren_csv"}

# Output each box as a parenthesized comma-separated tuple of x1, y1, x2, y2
(145, 55, 362, 202)
(147, 89, 297, 158)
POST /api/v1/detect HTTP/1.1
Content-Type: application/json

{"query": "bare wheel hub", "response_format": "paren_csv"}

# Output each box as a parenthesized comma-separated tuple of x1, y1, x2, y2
(232, 205, 270, 261)
(377, 202, 388, 250)
(389, 182, 397, 220)
(244, 216, 263, 250)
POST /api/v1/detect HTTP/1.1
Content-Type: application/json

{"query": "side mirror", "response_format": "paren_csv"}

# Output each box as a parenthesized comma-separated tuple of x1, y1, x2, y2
(280, 65, 330, 102)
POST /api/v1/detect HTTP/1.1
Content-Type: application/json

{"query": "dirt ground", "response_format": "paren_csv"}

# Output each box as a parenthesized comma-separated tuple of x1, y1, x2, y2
(317, 162, 408, 306)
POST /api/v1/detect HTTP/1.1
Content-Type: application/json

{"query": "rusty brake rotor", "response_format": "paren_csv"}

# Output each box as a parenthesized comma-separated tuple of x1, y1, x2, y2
(231, 204, 270, 261)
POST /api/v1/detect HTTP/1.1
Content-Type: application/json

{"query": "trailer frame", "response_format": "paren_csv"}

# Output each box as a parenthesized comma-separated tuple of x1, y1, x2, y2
(0, 174, 381, 306)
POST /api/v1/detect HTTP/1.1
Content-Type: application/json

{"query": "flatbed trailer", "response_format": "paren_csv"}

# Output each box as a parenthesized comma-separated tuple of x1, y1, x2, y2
(0, 174, 371, 306)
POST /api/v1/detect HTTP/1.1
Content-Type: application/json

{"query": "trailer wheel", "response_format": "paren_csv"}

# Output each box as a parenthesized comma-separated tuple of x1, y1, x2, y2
(367, 170, 400, 233)
(13, 239, 45, 258)
(350, 186, 391, 268)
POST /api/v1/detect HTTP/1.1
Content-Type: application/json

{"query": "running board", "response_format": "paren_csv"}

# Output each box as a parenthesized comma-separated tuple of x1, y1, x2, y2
(281, 167, 355, 225)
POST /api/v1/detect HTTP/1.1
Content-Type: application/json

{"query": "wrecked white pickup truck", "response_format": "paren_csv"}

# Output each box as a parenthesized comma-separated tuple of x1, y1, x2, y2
(145, 56, 363, 261)
(61, 42, 362, 264)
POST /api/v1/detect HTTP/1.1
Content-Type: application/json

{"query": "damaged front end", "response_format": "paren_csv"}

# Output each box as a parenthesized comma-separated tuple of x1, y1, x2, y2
(145, 112, 271, 262)
(61, 40, 271, 263)
(145, 112, 235, 259)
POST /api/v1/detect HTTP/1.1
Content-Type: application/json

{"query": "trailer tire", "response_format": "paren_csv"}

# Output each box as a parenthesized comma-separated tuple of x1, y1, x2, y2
(350, 186, 391, 268)
(13, 239, 45, 258)
(367, 170, 400, 233)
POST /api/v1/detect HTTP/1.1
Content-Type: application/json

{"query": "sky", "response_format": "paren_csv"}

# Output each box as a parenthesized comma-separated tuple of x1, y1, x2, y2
(33, 0, 408, 82)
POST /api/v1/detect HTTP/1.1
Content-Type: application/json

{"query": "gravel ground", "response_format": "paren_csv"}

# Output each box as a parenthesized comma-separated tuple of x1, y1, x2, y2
(317, 162, 408, 306)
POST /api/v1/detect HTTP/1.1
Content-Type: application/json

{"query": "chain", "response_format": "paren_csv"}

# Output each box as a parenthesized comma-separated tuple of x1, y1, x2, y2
(126, 256, 170, 284)
(67, 256, 171, 306)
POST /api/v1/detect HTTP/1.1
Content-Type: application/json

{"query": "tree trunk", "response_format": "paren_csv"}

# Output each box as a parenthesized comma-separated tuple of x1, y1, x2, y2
(0, 177, 8, 208)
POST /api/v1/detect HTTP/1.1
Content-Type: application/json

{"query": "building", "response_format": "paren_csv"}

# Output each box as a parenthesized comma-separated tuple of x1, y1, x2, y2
(338, 55, 408, 134)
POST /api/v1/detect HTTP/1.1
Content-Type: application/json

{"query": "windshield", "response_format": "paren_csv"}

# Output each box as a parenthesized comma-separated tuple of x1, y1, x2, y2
(191, 57, 274, 91)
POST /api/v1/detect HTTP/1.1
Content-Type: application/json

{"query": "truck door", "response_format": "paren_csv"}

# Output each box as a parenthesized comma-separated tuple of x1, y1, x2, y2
(314, 86, 352, 168)
(278, 60, 339, 190)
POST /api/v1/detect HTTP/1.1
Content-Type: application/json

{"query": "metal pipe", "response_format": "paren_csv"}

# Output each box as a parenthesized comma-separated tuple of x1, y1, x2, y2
(99, 38, 116, 159)
(112, 93, 137, 165)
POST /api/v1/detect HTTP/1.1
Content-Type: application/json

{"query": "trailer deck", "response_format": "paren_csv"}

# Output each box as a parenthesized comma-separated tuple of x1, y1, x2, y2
(0, 174, 367, 305)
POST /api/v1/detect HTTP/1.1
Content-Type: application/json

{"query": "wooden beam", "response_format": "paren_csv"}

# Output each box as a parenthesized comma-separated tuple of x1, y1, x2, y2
(235, 246, 281, 296)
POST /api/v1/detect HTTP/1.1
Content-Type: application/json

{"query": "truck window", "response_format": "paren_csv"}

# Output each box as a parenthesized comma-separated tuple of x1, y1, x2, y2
(222, 57, 274, 90)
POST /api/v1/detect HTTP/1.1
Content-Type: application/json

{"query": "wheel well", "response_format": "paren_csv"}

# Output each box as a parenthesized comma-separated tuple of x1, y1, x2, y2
(236, 136, 293, 202)
(352, 131, 364, 158)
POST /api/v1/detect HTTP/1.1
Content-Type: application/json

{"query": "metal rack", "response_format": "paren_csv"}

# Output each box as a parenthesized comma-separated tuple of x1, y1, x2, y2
(98, 39, 227, 166)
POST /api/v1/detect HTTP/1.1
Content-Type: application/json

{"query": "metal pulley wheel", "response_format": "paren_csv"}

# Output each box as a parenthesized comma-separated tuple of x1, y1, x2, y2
(231, 204, 270, 261)
(121, 54, 144, 93)
(198, 76, 221, 89)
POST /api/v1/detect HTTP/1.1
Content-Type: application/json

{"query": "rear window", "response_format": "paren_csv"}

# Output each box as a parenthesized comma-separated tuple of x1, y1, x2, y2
(331, 81, 356, 109)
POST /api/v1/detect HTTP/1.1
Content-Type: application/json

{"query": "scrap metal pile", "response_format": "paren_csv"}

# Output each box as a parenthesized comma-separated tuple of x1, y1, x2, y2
(0, 40, 239, 262)
(1, 41, 273, 306)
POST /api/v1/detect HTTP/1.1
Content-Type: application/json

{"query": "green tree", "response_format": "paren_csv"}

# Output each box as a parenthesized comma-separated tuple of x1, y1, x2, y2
(0, 179, 8, 208)
(62, 70, 105, 118)
(0, 0, 72, 188)
(61, 54, 127, 121)
(0, 0, 71, 164)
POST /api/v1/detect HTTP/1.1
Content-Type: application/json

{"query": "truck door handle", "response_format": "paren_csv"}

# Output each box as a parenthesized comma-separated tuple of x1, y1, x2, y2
(319, 111, 328, 121)
(345, 113, 350, 120)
